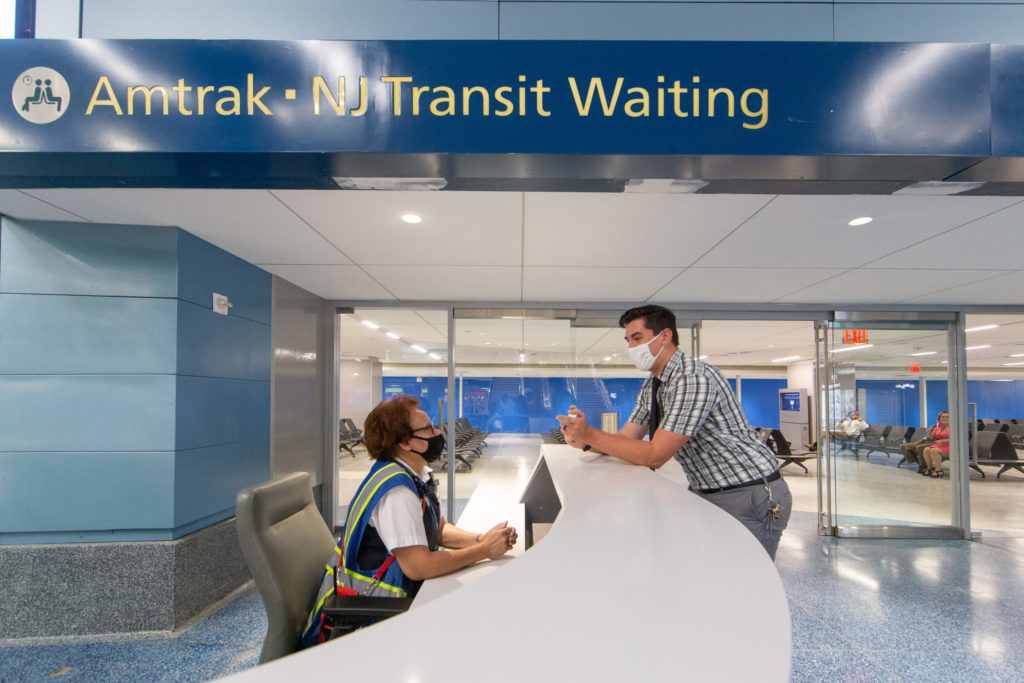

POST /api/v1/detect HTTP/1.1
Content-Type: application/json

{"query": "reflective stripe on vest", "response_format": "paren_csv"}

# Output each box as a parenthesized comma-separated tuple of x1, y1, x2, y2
(340, 462, 414, 598)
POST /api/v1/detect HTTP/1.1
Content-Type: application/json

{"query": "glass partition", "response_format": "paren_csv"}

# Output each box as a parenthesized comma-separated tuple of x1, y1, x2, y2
(336, 307, 448, 526)
(817, 317, 963, 538)
(961, 314, 1024, 539)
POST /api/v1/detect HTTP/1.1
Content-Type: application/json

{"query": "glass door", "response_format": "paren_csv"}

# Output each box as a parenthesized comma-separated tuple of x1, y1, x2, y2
(816, 313, 968, 539)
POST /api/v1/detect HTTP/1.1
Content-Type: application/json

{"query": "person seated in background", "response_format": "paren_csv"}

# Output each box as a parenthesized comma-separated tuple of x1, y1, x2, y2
(840, 411, 869, 439)
(303, 395, 516, 644)
(920, 410, 951, 478)
(899, 412, 942, 473)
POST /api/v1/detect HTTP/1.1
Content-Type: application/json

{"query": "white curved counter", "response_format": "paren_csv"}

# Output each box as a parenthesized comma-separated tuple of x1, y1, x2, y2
(224, 445, 791, 682)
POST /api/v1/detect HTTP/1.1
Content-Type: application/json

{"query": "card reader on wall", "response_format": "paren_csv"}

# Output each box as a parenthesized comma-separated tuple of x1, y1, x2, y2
(212, 293, 233, 315)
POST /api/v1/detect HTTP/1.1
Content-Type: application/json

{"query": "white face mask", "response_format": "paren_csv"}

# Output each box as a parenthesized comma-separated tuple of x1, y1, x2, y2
(627, 334, 664, 371)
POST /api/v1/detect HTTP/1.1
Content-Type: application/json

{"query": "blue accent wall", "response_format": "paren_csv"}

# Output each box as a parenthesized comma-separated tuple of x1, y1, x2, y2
(0, 218, 271, 543)
(740, 378, 787, 430)
(385, 375, 778, 434)
(856, 380, 921, 428)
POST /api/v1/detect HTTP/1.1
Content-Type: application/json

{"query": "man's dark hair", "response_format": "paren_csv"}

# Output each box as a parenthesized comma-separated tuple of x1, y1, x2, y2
(619, 305, 680, 346)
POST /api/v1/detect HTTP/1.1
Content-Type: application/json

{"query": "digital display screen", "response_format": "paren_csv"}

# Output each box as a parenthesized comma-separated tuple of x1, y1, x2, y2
(780, 392, 801, 412)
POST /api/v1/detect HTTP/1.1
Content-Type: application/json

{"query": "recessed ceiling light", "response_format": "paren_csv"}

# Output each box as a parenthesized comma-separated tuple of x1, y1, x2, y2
(603, 356, 613, 362)
(428, 353, 441, 360)
(1011, 353, 1024, 358)
(1002, 361, 1024, 366)
(385, 332, 401, 340)
(848, 217, 873, 227)
(401, 213, 422, 224)
(772, 356, 801, 363)
(410, 345, 427, 353)
(832, 344, 874, 354)
(361, 320, 379, 329)
(699, 355, 709, 360)
(966, 345, 991, 351)
(910, 351, 938, 357)
(965, 324, 999, 333)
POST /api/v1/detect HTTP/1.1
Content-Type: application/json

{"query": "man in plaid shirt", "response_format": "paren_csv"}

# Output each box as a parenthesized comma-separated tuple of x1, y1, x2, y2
(557, 305, 792, 560)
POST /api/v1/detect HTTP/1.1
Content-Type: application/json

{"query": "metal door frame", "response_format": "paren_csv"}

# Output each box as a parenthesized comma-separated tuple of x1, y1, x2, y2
(815, 312, 969, 540)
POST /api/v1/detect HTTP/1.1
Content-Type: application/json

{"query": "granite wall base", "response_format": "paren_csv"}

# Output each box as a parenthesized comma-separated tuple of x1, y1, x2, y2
(0, 518, 250, 639)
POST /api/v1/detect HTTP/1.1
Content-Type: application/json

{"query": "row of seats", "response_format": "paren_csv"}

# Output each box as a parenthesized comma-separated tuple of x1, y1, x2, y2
(434, 418, 490, 473)
(847, 424, 1024, 479)
(755, 428, 815, 474)
(339, 418, 364, 456)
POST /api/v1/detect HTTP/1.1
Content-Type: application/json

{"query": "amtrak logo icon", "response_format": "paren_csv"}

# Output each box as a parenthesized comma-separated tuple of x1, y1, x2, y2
(12, 67, 70, 124)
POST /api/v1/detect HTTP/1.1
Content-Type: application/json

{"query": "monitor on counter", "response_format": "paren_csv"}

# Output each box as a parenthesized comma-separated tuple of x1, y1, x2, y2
(780, 392, 801, 412)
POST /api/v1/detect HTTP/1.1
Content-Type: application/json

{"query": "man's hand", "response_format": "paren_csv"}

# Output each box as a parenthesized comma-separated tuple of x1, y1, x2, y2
(555, 405, 591, 449)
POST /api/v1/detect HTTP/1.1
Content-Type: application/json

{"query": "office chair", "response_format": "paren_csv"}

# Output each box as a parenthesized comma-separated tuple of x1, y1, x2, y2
(236, 472, 339, 663)
(236, 472, 414, 662)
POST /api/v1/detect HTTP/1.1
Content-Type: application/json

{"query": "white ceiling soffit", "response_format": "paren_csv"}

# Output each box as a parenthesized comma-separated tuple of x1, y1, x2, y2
(1, 188, 1023, 307)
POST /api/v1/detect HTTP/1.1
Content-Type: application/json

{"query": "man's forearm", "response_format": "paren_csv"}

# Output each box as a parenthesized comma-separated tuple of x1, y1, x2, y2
(582, 426, 662, 467)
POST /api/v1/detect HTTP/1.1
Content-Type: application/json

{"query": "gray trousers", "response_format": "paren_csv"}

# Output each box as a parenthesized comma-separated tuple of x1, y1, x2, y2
(693, 476, 793, 561)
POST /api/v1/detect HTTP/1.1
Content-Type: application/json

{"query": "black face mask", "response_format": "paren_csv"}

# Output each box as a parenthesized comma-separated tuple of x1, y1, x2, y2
(410, 433, 446, 461)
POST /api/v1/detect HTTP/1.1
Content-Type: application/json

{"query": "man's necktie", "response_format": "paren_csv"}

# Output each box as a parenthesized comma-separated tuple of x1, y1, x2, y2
(649, 377, 662, 439)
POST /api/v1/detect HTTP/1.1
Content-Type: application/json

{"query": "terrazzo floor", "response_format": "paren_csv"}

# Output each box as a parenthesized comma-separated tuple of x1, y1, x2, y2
(3, 434, 1024, 682)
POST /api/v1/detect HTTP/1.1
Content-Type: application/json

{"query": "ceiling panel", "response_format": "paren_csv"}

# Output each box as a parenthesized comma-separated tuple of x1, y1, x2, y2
(776, 267, 1012, 304)
(655, 267, 846, 302)
(262, 265, 395, 300)
(0, 190, 86, 222)
(363, 265, 522, 301)
(274, 190, 524, 266)
(695, 195, 1021, 269)
(866, 198, 1024, 269)
(522, 193, 772, 268)
(522, 266, 680, 301)
(19, 188, 350, 266)
(904, 270, 1024, 305)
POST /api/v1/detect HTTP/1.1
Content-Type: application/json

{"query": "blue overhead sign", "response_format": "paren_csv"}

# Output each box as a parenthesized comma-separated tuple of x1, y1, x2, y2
(0, 39, 1000, 156)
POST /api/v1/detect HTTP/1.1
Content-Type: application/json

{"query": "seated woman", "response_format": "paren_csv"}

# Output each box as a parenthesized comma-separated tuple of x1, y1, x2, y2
(304, 395, 516, 644)
(920, 410, 951, 478)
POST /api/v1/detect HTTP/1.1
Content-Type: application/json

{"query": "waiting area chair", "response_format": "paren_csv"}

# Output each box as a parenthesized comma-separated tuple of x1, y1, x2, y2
(970, 431, 1024, 479)
(764, 429, 815, 474)
(339, 418, 364, 456)
(236, 472, 410, 663)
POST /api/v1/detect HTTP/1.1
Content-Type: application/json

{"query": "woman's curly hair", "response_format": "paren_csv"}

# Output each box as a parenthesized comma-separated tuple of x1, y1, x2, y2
(363, 394, 420, 461)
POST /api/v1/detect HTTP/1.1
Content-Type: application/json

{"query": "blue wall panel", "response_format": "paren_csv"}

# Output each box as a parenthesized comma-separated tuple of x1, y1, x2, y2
(387, 375, 766, 433)
(835, 4, 1024, 43)
(500, 2, 834, 41)
(173, 438, 270, 529)
(174, 376, 271, 451)
(0, 452, 174, 534)
(926, 380, 949, 425)
(741, 379, 787, 429)
(177, 230, 273, 326)
(857, 380, 920, 427)
(176, 300, 272, 381)
(0, 375, 176, 452)
(0, 219, 178, 296)
(0, 294, 177, 374)
(967, 379, 1024, 420)
(84, 0, 499, 40)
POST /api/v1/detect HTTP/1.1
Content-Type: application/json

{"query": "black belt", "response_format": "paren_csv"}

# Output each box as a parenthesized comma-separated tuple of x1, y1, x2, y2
(694, 469, 781, 495)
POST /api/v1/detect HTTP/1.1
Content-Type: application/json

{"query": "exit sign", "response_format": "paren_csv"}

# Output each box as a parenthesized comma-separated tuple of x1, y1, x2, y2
(843, 329, 870, 344)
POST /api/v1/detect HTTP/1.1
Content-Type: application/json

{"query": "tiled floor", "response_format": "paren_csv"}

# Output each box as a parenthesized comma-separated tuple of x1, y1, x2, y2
(3, 435, 1023, 682)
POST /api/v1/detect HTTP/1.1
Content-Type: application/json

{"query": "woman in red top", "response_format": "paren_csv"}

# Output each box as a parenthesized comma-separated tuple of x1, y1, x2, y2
(921, 411, 951, 478)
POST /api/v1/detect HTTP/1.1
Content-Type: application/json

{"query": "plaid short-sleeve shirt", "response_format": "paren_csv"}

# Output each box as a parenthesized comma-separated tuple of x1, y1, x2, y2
(628, 349, 778, 491)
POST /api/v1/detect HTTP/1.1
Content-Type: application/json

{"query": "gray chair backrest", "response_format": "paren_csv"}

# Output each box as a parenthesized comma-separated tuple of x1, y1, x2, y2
(236, 472, 337, 663)
(975, 430, 1018, 461)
